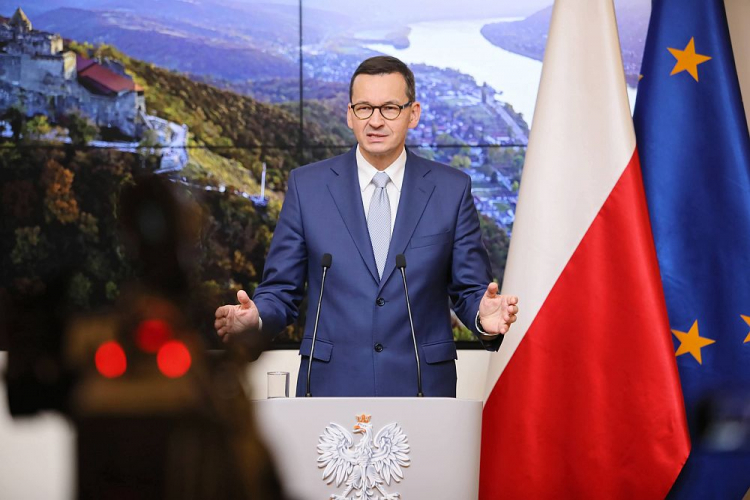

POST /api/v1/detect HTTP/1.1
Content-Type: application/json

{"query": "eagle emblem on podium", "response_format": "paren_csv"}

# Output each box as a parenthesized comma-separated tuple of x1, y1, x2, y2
(317, 413, 411, 500)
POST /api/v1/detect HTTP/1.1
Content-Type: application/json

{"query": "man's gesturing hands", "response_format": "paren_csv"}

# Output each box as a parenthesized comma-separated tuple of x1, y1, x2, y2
(478, 282, 518, 336)
(214, 290, 260, 343)
(215, 285, 518, 343)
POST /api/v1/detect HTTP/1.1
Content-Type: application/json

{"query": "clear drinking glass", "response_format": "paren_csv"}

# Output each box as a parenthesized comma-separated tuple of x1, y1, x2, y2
(267, 371, 290, 398)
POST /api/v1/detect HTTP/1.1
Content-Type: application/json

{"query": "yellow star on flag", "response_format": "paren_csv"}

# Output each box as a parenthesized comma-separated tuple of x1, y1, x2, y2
(742, 315, 750, 343)
(672, 320, 715, 364)
(668, 37, 711, 81)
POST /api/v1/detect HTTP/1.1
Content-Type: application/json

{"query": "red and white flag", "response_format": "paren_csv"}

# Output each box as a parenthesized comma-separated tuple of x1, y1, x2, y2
(479, 0, 690, 498)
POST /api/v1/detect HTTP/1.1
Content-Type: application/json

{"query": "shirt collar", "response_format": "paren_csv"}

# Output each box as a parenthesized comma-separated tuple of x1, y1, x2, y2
(356, 146, 406, 193)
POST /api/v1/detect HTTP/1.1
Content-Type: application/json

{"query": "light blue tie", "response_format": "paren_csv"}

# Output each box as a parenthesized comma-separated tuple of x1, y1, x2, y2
(368, 172, 391, 279)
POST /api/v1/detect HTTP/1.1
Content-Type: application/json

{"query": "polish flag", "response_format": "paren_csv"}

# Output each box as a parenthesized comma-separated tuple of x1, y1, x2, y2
(479, 0, 690, 498)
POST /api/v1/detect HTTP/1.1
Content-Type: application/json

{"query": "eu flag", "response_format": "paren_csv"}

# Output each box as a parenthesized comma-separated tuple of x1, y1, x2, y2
(634, 0, 750, 497)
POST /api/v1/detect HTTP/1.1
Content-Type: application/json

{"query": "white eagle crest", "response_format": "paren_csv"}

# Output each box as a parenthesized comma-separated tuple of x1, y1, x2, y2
(317, 413, 410, 500)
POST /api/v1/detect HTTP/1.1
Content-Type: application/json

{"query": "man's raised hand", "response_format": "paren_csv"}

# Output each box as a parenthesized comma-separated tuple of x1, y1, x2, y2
(478, 282, 518, 335)
(214, 290, 260, 343)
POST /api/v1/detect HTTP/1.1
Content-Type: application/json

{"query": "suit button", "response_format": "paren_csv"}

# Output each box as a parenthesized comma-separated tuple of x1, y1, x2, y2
(374, 343, 384, 352)
(376, 297, 385, 306)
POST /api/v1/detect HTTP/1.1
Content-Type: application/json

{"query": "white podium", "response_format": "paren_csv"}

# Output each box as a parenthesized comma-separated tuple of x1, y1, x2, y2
(253, 398, 482, 500)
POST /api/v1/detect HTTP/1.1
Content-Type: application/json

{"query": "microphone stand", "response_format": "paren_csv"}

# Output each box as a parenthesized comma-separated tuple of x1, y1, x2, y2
(396, 254, 423, 397)
(306, 253, 332, 397)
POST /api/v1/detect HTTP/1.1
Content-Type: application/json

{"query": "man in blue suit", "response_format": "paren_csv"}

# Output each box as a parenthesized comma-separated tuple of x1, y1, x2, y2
(215, 56, 518, 397)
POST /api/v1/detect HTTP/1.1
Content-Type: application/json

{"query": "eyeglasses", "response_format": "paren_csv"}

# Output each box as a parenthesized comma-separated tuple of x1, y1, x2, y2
(350, 101, 413, 120)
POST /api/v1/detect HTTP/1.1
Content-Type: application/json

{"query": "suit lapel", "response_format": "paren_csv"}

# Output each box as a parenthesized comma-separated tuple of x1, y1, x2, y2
(327, 148, 380, 284)
(378, 151, 435, 293)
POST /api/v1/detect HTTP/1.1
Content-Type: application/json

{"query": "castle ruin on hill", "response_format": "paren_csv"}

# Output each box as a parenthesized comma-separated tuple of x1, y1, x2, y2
(0, 7, 146, 138)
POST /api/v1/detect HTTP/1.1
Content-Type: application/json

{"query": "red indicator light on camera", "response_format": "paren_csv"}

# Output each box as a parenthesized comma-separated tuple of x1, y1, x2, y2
(156, 341, 191, 378)
(135, 318, 173, 353)
(95, 341, 127, 378)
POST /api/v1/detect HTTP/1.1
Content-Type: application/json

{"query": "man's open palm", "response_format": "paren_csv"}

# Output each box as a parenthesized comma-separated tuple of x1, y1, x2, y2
(214, 290, 259, 343)
(478, 282, 518, 335)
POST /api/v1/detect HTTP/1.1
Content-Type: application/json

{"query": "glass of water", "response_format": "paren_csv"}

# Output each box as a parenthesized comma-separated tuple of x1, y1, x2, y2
(267, 371, 290, 398)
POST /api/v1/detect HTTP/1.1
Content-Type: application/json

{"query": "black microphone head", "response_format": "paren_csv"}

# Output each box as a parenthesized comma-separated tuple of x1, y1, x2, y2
(321, 253, 332, 268)
(396, 254, 406, 269)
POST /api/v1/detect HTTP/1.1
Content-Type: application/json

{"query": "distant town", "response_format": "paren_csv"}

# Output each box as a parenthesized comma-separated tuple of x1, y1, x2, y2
(303, 50, 528, 232)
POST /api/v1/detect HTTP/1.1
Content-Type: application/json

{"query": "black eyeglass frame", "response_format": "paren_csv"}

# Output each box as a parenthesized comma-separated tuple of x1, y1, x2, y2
(349, 101, 413, 120)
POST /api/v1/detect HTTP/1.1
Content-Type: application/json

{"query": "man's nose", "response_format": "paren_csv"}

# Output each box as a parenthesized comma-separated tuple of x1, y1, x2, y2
(368, 108, 386, 126)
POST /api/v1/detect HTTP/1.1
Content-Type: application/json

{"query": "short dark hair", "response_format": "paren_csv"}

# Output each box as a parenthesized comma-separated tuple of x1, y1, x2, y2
(349, 56, 416, 103)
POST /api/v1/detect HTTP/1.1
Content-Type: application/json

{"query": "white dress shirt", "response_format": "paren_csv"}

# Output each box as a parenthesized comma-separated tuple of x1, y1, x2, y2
(356, 146, 406, 234)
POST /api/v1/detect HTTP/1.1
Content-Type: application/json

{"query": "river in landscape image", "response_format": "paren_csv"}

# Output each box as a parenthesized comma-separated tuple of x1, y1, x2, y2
(367, 17, 638, 128)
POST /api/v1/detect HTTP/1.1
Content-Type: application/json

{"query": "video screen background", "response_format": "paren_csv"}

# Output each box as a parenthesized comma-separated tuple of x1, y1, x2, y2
(0, 0, 649, 347)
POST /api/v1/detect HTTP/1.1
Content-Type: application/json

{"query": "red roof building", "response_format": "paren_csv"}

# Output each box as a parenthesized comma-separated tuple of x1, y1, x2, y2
(76, 55, 143, 96)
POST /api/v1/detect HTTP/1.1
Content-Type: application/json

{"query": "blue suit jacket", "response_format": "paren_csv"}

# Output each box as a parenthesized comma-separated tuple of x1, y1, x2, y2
(253, 148, 502, 397)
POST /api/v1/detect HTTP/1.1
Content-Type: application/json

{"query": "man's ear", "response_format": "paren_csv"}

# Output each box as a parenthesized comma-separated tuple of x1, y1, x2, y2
(346, 105, 354, 130)
(408, 101, 422, 129)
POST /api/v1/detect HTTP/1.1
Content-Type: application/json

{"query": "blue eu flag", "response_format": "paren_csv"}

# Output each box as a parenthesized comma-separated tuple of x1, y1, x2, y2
(634, 0, 750, 497)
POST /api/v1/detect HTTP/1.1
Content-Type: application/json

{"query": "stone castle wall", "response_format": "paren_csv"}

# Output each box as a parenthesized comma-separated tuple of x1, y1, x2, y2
(2, 32, 60, 57)
(83, 92, 144, 137)
(0, 78, 144, 137)
(21, 54, 67, 89)
(0, 54, 21, 83)
(62, 51, 75, 79)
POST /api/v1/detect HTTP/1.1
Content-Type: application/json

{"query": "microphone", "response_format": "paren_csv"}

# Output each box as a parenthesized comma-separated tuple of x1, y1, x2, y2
(396, 254, 423, 397)
(306, 253, 332, 397)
